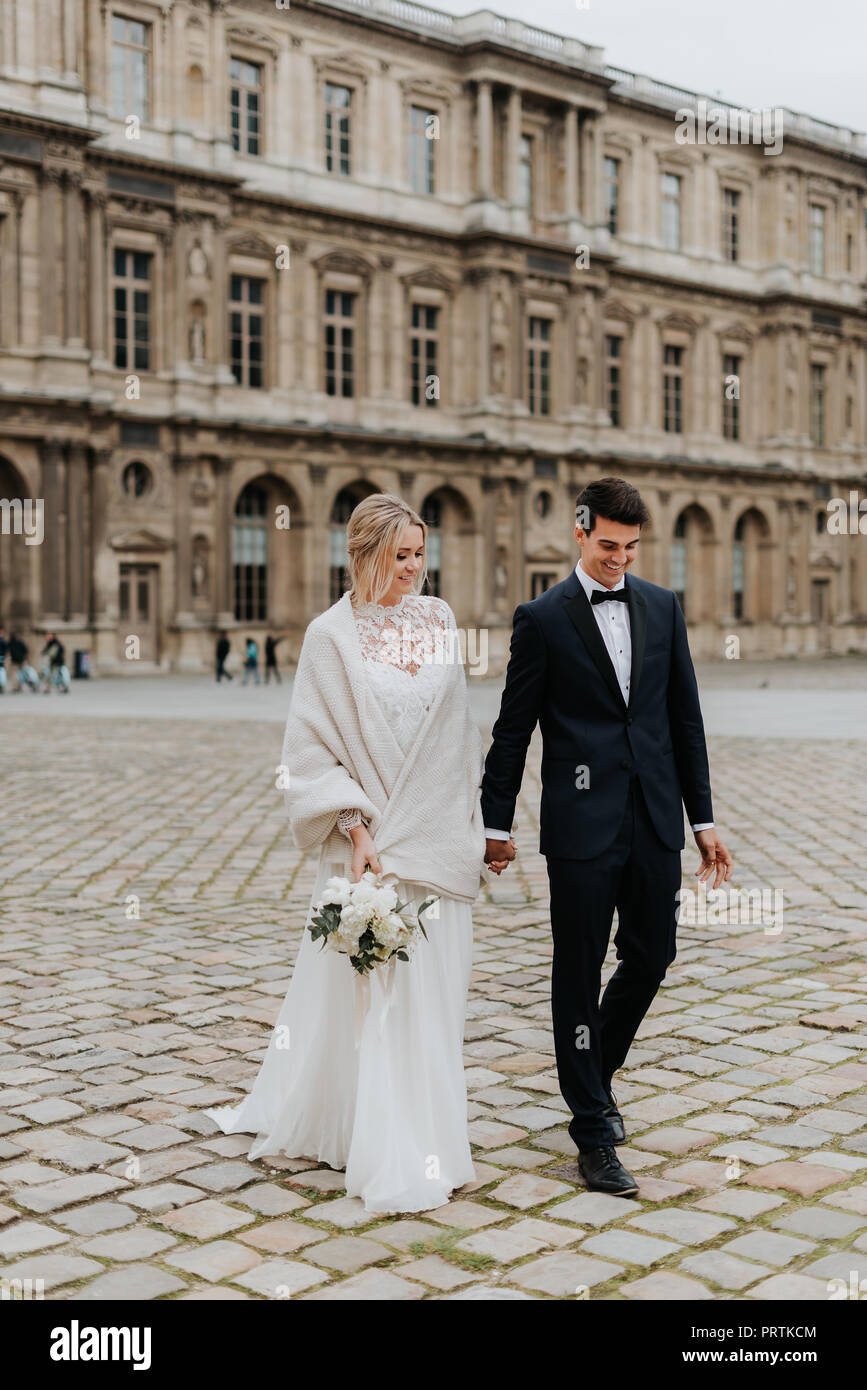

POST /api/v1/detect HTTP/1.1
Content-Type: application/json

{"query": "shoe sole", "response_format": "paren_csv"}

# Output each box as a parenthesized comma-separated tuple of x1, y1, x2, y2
(580, 1178, 639, 1197)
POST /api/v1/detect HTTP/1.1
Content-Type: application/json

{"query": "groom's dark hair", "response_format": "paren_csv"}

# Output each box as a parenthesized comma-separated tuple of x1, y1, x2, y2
(576, 477, 650, 532)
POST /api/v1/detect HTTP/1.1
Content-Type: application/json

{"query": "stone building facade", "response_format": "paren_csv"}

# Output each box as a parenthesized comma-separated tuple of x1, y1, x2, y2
(0, 0, 865, 674)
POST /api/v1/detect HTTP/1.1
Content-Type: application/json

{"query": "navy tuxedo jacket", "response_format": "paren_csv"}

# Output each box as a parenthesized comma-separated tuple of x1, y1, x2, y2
(480, 567, 714, 860)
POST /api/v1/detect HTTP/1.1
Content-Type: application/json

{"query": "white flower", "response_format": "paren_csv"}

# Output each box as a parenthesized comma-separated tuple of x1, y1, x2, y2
(323, 876, 353, 906)
(372, 886, 397, 914)
(351, 882, 377, 908)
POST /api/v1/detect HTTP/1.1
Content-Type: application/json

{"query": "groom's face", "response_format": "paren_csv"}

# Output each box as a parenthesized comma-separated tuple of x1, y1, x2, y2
(574, 518, 641, 589)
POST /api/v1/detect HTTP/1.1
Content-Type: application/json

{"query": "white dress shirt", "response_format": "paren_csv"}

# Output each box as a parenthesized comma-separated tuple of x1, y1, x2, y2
(485, 558, 713, 840)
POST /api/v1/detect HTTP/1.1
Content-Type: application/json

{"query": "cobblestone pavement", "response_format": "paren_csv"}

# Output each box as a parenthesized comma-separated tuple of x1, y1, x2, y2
(1, 669, 867, 1301)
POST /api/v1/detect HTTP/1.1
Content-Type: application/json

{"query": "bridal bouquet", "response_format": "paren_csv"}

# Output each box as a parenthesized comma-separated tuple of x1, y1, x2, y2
(308, 870, 437, 977)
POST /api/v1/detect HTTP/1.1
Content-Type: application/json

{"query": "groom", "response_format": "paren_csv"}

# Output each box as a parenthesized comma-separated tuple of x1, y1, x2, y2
(481, 477, 732, 1196)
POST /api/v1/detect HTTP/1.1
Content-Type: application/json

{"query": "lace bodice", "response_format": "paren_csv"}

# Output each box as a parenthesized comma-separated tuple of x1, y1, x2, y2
(337, 593, 456, 839)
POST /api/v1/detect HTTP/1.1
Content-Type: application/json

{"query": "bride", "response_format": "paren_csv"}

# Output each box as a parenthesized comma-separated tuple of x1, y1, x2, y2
(205, 493, 512, 1213)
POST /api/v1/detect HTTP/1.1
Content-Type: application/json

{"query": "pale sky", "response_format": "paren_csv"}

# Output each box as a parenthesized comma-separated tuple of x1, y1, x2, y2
(440, 0, 867, 134)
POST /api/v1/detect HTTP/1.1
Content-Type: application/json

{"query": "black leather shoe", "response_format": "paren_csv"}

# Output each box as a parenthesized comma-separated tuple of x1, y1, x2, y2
(577, 1144, 639, 1196)
(604, 1088, 626, 1145)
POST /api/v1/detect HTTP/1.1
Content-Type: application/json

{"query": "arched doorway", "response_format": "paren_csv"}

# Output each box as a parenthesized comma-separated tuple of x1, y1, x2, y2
(419, 485, 476, 613)
(0, 456, 37, 627)
(232, 475, 302, 629)
(733, 508, 771, 621)
(671, 504, 715, 622)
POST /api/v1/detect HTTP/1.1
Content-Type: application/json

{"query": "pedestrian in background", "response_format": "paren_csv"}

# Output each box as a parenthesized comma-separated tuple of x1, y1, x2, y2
(242, 636, 260, 686)
(216, 631, 232, 682)
(264, 633, 283, 684)
(9, 633, 38, 692)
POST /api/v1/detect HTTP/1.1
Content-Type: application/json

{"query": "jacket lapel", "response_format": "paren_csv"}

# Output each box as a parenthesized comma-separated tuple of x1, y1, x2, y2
(563, 578, 626, 711)
(626, 582, 647, 709)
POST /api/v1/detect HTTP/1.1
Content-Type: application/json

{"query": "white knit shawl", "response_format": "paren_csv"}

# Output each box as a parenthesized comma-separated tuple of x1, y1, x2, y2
(281, 591, 489, 903)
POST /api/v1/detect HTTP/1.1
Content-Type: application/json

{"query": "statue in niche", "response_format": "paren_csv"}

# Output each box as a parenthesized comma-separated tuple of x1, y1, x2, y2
(191, 536, 209, 600)
(489, 286, 509, 394)
(494, 557, 508, 601)
(575, 298, 593, 405)
(490, 342, 506, 394)
(188, 240, 209, 278)
(784, 340, 798, 431)
(189, 302, 206, 362)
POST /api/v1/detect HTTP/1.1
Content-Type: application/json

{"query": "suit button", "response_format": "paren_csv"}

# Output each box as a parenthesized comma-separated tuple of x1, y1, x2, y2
(620, 759, 631, 770)
(626, 716, 633, 725)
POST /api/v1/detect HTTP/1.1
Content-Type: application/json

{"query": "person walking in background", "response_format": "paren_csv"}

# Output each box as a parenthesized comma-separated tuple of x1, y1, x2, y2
(9, 633, 38, 692)
(216, 631, 232, 682)
(264, 633, 283, 684)
(40, 633, 69, 693)
(8, 633, 35, 692)
(242, 636, 260, 686)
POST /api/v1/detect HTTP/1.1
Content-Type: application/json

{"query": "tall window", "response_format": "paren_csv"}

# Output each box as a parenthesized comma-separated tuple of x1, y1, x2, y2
(409, 105, 436, 194)
(810, 363, 826, 445)
(324, 290, 356, 397)
(111, 14, 150, 120)
(233, 483, 268, 622)
(661, 173, 681, 250)
(229, 58, 263, 156)
(722, 187, 740, 262)
(723, 353, 741, 440)
(410, 304, 439, 407)
(518, 135, 533, 210)
(113, 248, 152, 372)
(663, 345, 684, 433)
(324, 83, 352, 176)
(604, 157, 620, 235)
(671, 513, 687, 616)
(527, 317, 551, 416)
(732, 514, 745, 620)
(808, 204, 825, 275)
(229, 275, 265, 388)
(421, 495, 442, 596)
(605, 335, 623, 427)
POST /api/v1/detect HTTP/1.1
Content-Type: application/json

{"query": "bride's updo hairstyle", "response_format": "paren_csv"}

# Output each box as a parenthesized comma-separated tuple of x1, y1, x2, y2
(346, 492, 427, 605)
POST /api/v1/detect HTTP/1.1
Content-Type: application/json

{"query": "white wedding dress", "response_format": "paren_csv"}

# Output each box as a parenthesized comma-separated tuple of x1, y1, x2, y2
(205, 594, 476, 1213)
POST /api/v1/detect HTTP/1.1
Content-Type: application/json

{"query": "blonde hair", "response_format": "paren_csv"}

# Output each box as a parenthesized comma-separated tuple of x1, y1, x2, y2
(345, 493, 427, 605)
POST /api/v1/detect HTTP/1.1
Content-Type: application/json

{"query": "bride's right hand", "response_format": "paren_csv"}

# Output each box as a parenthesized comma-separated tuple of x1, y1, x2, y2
(349, 825, 383, 882)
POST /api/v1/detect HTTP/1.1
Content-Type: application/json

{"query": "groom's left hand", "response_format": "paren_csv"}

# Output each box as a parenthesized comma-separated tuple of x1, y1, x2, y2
(693, 829, 733, 890)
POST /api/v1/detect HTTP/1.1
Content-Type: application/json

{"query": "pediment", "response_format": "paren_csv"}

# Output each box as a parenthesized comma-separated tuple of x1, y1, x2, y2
(401, 265, 458, 293)
(110, 528, 174, 553)
(527, 544, 570, 563)
(228, 233, 275, 259)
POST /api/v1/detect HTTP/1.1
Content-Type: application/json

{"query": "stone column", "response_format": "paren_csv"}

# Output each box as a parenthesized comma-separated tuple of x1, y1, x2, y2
(40, 440, 66, 620)
(40, 169, 63, 344)
(64, 172, 84, 345)
(213, 457, 235, 624)
(66, 443, 89, 619)
(307, 463, 330, 616)
(211, 211, 232, 379)
(506, 86, 521, 204)
(86, 188, 108, 361)
(172, 455, 194, 618)
(476, 81, 493, 198)
(564, 104, 578, 221)
(62, 0, 77, 77)
(580, 115, 599, 226)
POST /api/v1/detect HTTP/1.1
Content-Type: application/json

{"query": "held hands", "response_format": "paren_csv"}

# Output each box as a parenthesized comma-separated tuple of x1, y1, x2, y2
(693, 829, 734, 891)
(348, 824, 382, 883)
(485, 836, 517, 876)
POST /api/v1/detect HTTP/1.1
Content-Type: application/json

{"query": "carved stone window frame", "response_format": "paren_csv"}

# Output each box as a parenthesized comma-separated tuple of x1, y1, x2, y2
(227, 237, 277, 390)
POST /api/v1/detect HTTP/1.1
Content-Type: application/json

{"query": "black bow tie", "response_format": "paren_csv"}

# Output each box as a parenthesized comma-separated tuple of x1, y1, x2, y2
(590, 587, 629, 605)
